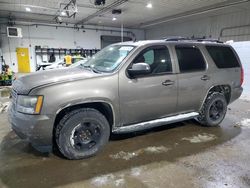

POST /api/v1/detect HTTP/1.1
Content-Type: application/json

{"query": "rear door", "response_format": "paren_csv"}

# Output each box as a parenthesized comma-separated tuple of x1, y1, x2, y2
(174, 45, 210, 112)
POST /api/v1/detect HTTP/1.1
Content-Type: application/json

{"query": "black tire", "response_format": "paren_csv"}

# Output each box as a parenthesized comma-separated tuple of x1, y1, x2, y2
(55, 108, 110, 160)
(196, 92, 227, 127)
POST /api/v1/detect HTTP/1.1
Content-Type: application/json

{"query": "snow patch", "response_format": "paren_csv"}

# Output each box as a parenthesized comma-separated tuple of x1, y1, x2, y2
(114, 178, 125, 187)
(109, 146, 170, 160)
(110, 151, 139, 160)
(234, 119, 250, 128)
(144, 146, 169, 153)
(240, 94, 250, 101)
(0, 102, 10, 113)
(91, 174, 125, 187)
(91, 174, 115, 187)
(130, 167, 142, 177)
(239, 119, 250, 128)
(182, 133, 217, 143)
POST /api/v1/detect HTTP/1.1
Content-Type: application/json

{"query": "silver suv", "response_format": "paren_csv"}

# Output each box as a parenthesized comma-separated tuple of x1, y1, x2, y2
(8, 38, 244, 159)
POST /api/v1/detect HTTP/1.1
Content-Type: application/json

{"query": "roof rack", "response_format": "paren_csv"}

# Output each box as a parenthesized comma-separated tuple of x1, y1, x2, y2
(195, 38, 223, 43)
(162, 36, 189, 41)
(163, 36, 223, 43)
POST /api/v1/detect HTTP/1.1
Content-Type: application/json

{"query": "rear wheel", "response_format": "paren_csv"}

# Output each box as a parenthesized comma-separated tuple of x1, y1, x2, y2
(55, 108, 110, 159)
(196, 92, 227, 127)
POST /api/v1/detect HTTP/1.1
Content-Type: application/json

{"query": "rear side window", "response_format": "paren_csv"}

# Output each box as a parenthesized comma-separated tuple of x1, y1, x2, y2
(176, 46, 206, 72)
(206, 46, 240, 68)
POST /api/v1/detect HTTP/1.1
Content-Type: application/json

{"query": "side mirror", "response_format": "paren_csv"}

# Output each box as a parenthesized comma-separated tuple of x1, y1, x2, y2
(127, 63, 151, 77)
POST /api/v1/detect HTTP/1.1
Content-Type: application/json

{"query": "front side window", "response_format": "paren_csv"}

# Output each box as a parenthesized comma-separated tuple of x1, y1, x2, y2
(83, 45, 135, 72)
(132, 46, 172, 74)
(176, 46, 206, 73)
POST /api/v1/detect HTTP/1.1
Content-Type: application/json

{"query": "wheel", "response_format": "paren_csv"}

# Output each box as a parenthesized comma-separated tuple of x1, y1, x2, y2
(55, 108, 110, 160)
(196, 92, 227, 127)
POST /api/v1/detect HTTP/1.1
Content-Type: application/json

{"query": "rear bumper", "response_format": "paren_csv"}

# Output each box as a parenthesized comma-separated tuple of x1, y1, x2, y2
(8, 104, 54, 152)
(230, 86, 243, 104)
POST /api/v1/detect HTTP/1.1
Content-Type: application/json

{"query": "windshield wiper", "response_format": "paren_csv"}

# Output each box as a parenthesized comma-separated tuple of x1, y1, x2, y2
(82, 64, 101, 74)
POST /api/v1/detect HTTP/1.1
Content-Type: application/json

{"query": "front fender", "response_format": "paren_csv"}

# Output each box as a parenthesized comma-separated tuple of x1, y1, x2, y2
(29, 74, 120, 127)
(55, 97, 119, 127)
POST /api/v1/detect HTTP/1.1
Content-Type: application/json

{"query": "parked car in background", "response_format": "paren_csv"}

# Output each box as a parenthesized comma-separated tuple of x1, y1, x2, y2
(71, 56, 86, 64)
(69, 59, 88, 68)
(43, 59, 65, 70)
(38, 56, 85, 71)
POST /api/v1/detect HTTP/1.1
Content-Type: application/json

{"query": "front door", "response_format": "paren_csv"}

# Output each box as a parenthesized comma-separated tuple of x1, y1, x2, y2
(119, 45, 178, 125)
(16, 47, 30, 73)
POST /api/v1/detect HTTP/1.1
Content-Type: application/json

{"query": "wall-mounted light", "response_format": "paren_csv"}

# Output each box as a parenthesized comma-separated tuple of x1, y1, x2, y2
(25, 7, 31, 12)
(112, 9, 121, 22)
(146, 3, 152, 8)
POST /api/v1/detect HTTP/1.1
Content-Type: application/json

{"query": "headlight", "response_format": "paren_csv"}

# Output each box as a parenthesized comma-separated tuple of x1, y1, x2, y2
(17, 95, 43, 114)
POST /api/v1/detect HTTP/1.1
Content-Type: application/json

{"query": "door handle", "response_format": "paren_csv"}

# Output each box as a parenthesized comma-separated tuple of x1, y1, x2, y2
(162, 80, 175, 86)
(201, 75, 210, 81)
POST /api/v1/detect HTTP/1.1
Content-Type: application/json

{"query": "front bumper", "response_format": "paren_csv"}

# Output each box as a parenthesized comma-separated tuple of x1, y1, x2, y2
(8, 103, 54, 152)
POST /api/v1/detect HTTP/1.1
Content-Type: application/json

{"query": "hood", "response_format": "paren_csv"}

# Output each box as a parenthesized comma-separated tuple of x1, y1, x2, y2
(13, 67, 99, 94)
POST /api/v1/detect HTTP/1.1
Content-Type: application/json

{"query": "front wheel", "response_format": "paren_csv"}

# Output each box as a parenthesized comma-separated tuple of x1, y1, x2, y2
(55, 108, 110, 159)
(196, 92, 227, 127)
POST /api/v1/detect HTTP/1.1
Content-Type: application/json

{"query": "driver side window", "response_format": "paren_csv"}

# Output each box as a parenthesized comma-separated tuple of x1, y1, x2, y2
(133, 46, 172, 75)
(143, 50, 154, 65)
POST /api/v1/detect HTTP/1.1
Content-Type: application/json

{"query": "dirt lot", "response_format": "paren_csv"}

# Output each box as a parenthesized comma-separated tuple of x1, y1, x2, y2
(0, 87, 250, 188)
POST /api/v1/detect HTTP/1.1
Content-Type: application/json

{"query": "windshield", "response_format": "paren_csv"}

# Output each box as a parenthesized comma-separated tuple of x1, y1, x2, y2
(83, 45, 135, 73)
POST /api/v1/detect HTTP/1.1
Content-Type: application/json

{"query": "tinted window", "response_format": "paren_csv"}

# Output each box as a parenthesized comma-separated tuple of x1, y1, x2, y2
(206, 46, 240, 68)
(176, 46, 206, 72)
(133, 46, 172, 74)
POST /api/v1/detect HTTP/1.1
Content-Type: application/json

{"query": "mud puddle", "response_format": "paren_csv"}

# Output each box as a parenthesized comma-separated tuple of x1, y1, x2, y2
(0, 87, 11, 98)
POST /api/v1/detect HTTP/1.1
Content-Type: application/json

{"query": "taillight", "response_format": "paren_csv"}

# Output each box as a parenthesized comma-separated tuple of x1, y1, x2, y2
(240, 67, 244, 86)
